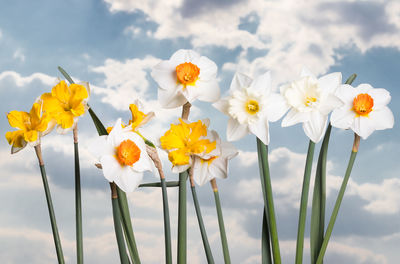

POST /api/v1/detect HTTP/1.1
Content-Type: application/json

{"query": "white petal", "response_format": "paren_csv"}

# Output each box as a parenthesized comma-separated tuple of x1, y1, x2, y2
(230, 72, 253, 92)
(281, 109, 309, 127)
(369, 107, 394, 131)
(88, 135, 110, 159)
(300, 67, 316, 79)
(213, 98, 230, 115)
(319, 94, 343, 115)
(220, 141, 238, 159)
(196, 80, 220, 102)
(151, 61, 177, 91)
(330, 108, 354, 129)
(302, 112, 327, 143)
(195, 56, 218, 80)
(368, 88, 391, 108)
(170, 49, 200, 63)
(158, 87, 188, 108)
(352, 116, 376, 139)
(193, 157, 211, 186)
(208, 158, 228, 181)
(263, 93, 289, 122)
(335, 84, 357, 103)
(181, 85, 200, 103)
(100, 155, 120, 183)
(248, 117, 270, 145)
(227, 118, 248, 141)
(318, 72, 342, 94)
(172, 164, 191, 174)
(252, 71, 271, 94)
(356, 83, 373, 93)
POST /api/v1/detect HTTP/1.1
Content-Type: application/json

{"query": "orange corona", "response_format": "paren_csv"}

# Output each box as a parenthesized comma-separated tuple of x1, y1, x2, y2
(353, 93, 374, 117)
(116, 139, 141, 166)
(176, 62, 200, 86)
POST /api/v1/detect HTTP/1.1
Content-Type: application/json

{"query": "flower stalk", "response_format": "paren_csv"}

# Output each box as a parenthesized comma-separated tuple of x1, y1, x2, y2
(189, 168, 215, 264)
(210, 179, 231, 264)
(73, 126, 84, 264)
(316, 134, 360, 264)
(34, 144, 65, 264)
(257, 138, 281, 264)
(295, 140, 315, 264)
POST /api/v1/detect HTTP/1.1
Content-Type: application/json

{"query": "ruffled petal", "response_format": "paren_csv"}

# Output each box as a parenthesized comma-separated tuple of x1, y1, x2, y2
(51, 80, 70, 103)
(23, 130, 38, 143)
(7, 110, 29, 130)
(227, 118, 248, 141)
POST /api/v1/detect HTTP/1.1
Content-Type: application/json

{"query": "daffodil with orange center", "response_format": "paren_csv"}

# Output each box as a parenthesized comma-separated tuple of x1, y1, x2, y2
(160, 119, 219, 173)
(331, 83, 394, 139)
(5, 102, 53, 153)
(41, 80, 89, 133)
(90, 118, 152, 192)
(151, 49, 220, 108)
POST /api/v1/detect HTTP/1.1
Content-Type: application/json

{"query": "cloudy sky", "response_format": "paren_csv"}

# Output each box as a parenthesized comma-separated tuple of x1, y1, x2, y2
(1, 0, 399, 263)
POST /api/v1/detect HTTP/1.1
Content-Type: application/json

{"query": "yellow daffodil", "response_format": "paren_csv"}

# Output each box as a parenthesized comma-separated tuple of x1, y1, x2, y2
(5, 102, 53, 153)
(41, 80, 89, 133)
(160, 119, 219, 173)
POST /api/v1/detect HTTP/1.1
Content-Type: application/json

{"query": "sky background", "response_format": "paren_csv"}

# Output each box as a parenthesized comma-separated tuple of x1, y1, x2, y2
(0, 0, 399, 263)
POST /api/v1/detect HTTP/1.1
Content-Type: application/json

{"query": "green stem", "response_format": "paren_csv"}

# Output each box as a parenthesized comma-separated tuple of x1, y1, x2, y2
(191, 184, 215, 264)
(310, 74, 357, 264)
(160, 178, 173, 264)
(316, 136, 359, 264)
(257, 138, 281, 264)
(74, 127, 84, 264)
(211, 181, 231, 264)
(111, 184, 130, 264)
(177, 171, 187, 264)
(262, 208, 273, 264)
(295, 141, 315, 264)
(35, 145, 65, 264)
(116, 187, 141, 264)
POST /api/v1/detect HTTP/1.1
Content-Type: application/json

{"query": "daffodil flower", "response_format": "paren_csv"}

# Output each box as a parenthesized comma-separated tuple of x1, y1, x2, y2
(107, 99, 154, 133)
(330, 83, 394, 139)
(5, 102, 53, 153)
(213, 71, 287, 145)
(160, 118, 219, 173)
(41, 80, 89, 133)
(192, 130, 238, 186)
(90, 118, 153, 192)
(151, 49, 220, 108)
(280, 68, 343, 143)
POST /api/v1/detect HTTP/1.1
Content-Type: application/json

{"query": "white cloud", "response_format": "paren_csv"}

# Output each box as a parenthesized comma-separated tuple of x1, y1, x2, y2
(0, 71, 55, 87)
(103, 0, 400, 84)
(13, 49, 25, 62)
(237, 151, 258, 167)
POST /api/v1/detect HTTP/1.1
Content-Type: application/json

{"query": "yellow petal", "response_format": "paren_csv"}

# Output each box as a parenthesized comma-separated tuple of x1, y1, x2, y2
(41, 93, 64, 117)
(23, 130, 38, 143)
(29, 103, 43, 128)
(129, 103, 145, 129)
(7, 110, 30, 130)
(70, 103, 85, 117)
(168, 149, 190, 166)
(5, 130, 25, 147)
(69, 83, 88, 108)
(51, 80, 70, 104)
(35, 112, 52, 132)
(57, 111, 75, 129)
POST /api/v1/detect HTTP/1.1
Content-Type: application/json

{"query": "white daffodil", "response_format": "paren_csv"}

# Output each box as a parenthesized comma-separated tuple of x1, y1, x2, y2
(280, 68, 343, 143)
(90, 118, 153, 192)
(151, 49, 220, 108)
(330, 83, 394, 139)
(213, 71, 287, 145)
(192, 130, 238, 186)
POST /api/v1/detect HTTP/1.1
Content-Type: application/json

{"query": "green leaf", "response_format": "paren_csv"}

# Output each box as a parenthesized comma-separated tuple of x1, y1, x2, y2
(177, 171, 188, 263)
(262, 208, 272, 264)
(74, 140, 84, 264)
(138, 181, 180, 188)
(160, 178, 173, 264)
(111, 192, 130, 264)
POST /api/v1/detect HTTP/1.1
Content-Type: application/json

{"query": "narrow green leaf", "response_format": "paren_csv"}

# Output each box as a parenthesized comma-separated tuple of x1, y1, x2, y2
(295, 141, 315, 264)
(310, 74, 357, 264)
(160, 178, 173, 264)
(74, 140, 84, 264)
(58, 66, 75, 84)
(39, 164, 65, 264)
(316, 150, 358, 264)
(257, 138, 281, 264)
(177, 171, 187, 264)
(138, 181, 180, 188)
(116, 188, 141, 264)
(213, 190, 231, 264)
(191, 186, 215, 263)
(111, 194, 130, 264)
(262, 208, 273, 264)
